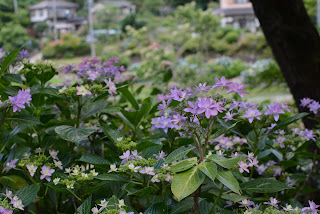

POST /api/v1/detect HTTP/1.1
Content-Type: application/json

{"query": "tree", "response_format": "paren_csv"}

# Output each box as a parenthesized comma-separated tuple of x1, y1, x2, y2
(250, 0, 320, 129)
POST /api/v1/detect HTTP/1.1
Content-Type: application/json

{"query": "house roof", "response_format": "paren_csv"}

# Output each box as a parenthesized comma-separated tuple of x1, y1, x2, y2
(213, 7, 255, 16)
(29, 1, 78, 10)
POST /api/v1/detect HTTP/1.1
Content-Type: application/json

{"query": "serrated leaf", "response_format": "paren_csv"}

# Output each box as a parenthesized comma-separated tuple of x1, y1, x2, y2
(216, 170, 240, 194)
(75, 195, 91, 214)
(16, 184, 40, 207)
(80, 99, 109, 121)
(8, 115, 42, 125)
(96, 174, 128, 182)
(55, 125, 96, 145)
(171, 166, 205, 201)
(78, 153, 110, 165)
(145, 202, 168, 214)
(169, 197, 194, 214)
(207, 154, 242, 169)
(209, 189, 248, 202)
(127, 186, 154, 197)
(199, 162, 217, 182)
(241, 178, 293, 193)
(100, 124, 125, 143)
(165, 146, 195, 164)
(170, 159, 197, 173)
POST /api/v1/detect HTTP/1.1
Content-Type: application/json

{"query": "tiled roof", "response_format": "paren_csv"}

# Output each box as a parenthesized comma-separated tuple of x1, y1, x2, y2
(29, 1, 78, 10)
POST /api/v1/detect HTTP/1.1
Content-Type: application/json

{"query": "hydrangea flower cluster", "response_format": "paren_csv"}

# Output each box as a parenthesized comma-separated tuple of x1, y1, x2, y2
(91, 198, 134, 214)
(236, 198, 319, 214)
(108, 150, 174, 184)
(59, 57, 126, 83)
(0, 189, 25, 213)
(151, 77, 290, 135)
(54, 164, 99, 189)
(8, 89, 32, 112)
(12, 148, 63, 182)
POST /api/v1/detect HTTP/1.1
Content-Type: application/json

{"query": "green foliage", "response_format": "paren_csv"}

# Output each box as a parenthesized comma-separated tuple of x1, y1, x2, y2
(42, 34, 90, 59)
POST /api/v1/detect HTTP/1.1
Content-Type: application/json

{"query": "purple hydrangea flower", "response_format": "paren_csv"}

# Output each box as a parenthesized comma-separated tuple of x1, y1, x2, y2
(273, 166, 282, 177)
(302, 129, 316, 141)
(9, 89, 32, 112)
(197, 98, 225, 119)
(139, 166, 155, 176)
(11, 195, 24, 210)
(300, 98, 313, 107)
(157, 101, 167, 116)
(184, 101, 198, 114)
(264, 197, 280, 208)
(212, 76, 232, 90)
(302, 200, 319, 214)
(153, 151, 167, 160)
(194, 82, 211, 94)
(238, 199, 255, 209)
(256, 164, 268, 175)
(265, 103, 285, 121)
(238, 161, 250, 173)
(308, 100, 320, 114)
(104, 78, 117, 96)
(40, 166, 55, 182)
(223, 112, 237, 121)
(119, 150, 131, 164)
(4, 159, 19, 173)
(76, 86, 91, 96)
(243, 108, 262, 123)
(226, 83, 249, 98)
(17, 49, 30, 59)
(0, 207, 13, 214)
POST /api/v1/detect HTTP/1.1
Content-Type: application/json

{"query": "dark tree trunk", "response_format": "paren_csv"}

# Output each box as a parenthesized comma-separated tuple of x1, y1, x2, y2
(250, 0, 320, 129)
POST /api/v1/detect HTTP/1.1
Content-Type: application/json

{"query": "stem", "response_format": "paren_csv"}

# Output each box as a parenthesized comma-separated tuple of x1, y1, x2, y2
(193, 188, 199, 214)
(209, 184, 224, 214)
(76, 97, 81, 128)
(249, 167, 254, 180)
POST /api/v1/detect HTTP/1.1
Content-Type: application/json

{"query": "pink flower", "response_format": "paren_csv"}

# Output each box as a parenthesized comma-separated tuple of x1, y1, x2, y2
(264, 197, 280, 208)
(40, 166, 55, 182)
(76, 86, 91, 96)
(104, 78, 117, 96)
(212, 76, 232, 89)
(243, 108, 262, 123)
(226, 83, 249, 98)
(238, 161, 250, 173)
(302, 200, 320, 214)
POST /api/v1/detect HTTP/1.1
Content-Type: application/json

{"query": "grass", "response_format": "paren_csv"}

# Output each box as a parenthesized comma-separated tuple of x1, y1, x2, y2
(48, 57, 89, 67)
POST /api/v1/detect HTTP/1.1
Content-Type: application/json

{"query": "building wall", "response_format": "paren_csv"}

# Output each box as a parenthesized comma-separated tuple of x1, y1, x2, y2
(220, 0, 252, 9)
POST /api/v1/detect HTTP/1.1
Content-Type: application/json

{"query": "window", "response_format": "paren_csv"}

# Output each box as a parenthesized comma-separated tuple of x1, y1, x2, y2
(39, 9, 43, 16)
(234, 0, 249, 3)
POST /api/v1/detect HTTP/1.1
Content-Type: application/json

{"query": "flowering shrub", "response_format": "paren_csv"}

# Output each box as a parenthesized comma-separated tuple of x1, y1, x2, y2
(0, 48, 319, 213)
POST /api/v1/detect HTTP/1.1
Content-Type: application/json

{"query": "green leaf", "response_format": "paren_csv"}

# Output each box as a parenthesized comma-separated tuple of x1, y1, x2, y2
(8, 115, 42, 125)
(169, 198, 194, 214)
(145, 202, 168, 214)
(207, 154, 242, 169)
(55, 125, 96, 145)
(171, 166, 205, 201)
(75, 195, 92, 214)
(127, 186, 154, 196)
(31, 87, 62, 98)
(3, 124, 27, 145)
(209, 122, 239, 142)
(269, 113, 308, 133)
(3, 74, 22, 83)
(165, 146, 195, 164)
(16, 184, 40, 206)
(118, 86, 139, 110)
(80, 99, 109, 121)
(0, 175, 26, 189)
(0, 47, 23, 76)
(78, 154, 110, 165)
(209, 189, 248, 202)
(217, 119, 245, 138)
(271, 149, 283, 161)
(100, 124, 125, 144)
(170, 159, 197, 173)
(96, 174, 128, 182)
(216, 170, 240, 194)
(241, 178, 293, 193)
(199, 162, 217, 182)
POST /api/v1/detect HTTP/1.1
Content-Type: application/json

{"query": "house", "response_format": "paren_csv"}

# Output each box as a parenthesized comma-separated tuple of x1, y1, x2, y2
(29, 1, 86, 35)
(92, 0, 136, 16)
(213, 0, 259, 32)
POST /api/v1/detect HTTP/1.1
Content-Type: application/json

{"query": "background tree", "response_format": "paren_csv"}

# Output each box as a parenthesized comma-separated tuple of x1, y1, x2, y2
(250, 0, 320, 129)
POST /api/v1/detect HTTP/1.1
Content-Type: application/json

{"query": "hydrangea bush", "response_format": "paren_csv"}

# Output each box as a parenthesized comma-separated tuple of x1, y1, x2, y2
(0, 48, 319, 213)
